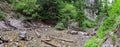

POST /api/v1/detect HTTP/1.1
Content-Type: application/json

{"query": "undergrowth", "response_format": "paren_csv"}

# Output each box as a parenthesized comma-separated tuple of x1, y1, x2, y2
(85, 0, 120, 47)
(4, 0, 100, 29)
(0, 12, 5, 20)
(13, 0, 41, 21)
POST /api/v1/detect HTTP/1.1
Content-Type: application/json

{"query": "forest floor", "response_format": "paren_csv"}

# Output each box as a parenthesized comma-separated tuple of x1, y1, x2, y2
(1, 1, 119, 47)
(0, 26, 96, 47)
(0, 1, 96, 47)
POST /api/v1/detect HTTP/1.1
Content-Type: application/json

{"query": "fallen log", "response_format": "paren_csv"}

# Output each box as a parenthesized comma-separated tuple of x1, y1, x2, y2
(49, 35, 74, 43)
(34, 30, 41, 38)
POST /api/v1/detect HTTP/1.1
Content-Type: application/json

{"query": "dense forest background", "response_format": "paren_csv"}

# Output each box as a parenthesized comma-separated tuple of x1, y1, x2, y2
(0, 0, 120, 47)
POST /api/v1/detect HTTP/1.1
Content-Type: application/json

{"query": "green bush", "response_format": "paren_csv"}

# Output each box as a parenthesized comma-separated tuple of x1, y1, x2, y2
(85, 0, 120, 47)
(58, 2, 77, 23)
(13, 0, 41, 21)
(58, 0, 87, 28)
(39, 0, 59, 20)
(84, 37, 98, 47)
(55, 22, 66, 30)
(73, 0, 87, 28)
(82, 20, 97, 28)
(12, 0, 92, 29)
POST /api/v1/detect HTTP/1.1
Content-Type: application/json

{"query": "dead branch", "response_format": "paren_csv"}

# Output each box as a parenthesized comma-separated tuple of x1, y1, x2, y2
(49, 35, 74, 43)
(34, 30, 41, 38)
(41, 40, 59, 47)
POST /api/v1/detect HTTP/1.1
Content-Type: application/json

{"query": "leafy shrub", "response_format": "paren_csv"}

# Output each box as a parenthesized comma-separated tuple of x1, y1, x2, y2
(13, 0, 41, 20)
(84, 37, 98, 47)
(12, 0, 92, 29)
(58, 2, 77, 23)
(82, 20, 97, 28)
(85, 0, 120, 47)
(38, 0, 59, 20)
(55, 22, 66, 30)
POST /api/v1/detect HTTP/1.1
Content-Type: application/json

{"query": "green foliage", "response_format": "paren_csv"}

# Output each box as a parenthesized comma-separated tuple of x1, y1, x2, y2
(84, 37, 98, 47)
(55, 22, 66, 30)
(13, 0, 41, 20)
(59, 2, 77, 23)
(15, 13, 20, 19)
(82, 20, 97, 28)
(96, 0, 109, 21)
(39, 0, 59, 20)
(85, 0, 120, 47)
(12, 0, 89, 29)
(73, 0, 86, 27)
(57, 0, 88, 29)
(111, 34, 116, 45)
(58, 0, 87, 28)
(0, 12, 5, 20)
(22, 13, 40, 22)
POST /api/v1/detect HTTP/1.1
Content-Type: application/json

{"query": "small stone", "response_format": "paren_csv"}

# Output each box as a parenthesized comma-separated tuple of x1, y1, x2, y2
(45, 29, 48, 31)
(19, 31, 27, 41)
(67, 30, 78, 35)
(0, 44, 4, 47)
(19, 31, 26, 38)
